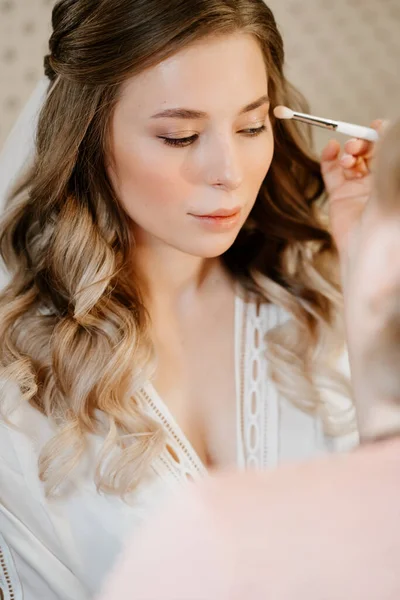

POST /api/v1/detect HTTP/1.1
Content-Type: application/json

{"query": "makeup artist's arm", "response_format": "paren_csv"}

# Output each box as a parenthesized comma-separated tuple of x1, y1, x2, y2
(321, 118, 400, 435)
(339, 119, 400, 440)
(98, 440, 400, 600)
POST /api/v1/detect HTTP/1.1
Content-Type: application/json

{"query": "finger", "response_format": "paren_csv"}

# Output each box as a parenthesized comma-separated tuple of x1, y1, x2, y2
(344, 138, 376, 171)
(340, 154, 369, 176)
(370, 118, 388, 132)
(321, 138, 341, 162)
(344, 138, 371, 157)
(354, 156, 369, 176)
(340, 153, 357, 169)
(344, 120, 386, 159)
(342, 166, 367, 181)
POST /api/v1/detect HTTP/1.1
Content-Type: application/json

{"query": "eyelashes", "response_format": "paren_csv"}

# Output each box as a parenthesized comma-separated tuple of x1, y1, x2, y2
(159, 125, 267, 148)
(161, 134, 198, 148)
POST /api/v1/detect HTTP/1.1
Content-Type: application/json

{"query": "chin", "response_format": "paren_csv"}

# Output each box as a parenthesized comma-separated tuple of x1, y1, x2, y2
(183, 233, 239, 259)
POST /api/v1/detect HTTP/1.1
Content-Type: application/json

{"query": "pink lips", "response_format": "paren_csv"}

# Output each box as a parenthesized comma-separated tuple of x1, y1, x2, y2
(189, 207, 242, 231)
(191, 207, 241, 218)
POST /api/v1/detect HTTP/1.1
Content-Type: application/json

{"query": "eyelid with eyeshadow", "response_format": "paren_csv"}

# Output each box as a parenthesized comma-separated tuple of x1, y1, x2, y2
(158, 124, 267, 147)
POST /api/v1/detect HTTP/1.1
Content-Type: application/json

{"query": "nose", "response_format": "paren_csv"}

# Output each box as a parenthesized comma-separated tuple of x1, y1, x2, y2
(203, 135, 243, 192)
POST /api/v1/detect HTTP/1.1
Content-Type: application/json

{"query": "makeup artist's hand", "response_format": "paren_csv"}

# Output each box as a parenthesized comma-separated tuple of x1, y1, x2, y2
(320, 120, 384, 260)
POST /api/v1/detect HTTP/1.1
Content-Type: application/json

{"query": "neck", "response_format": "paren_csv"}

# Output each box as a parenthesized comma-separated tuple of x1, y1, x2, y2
(132, 233, 227, 312)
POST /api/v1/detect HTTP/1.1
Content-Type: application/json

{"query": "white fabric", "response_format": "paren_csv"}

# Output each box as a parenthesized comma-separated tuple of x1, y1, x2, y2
(0, 78, 48, 290)
(0, 82, 359, 600)
(0, 78, 47, 207)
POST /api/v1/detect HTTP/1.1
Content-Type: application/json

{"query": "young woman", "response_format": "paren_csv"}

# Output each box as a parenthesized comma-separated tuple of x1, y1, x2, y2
(0, 0, 380, 598)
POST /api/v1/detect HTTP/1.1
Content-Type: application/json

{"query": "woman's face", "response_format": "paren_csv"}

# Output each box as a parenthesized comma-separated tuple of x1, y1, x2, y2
(109, 33, 274, 258)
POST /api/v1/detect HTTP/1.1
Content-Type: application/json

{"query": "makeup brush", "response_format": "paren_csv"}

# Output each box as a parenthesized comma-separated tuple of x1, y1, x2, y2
(274, 105, 379, 142)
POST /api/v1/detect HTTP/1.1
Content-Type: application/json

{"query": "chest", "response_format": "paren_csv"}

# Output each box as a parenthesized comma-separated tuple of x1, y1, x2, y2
(150, 290, 238, 468)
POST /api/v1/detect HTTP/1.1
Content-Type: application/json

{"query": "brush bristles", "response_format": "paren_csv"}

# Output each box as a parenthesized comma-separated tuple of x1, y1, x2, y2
(273, 105, 294, 120)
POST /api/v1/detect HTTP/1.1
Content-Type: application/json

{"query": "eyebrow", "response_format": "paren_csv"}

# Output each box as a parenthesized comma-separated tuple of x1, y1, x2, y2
(150, 94, 270, 120)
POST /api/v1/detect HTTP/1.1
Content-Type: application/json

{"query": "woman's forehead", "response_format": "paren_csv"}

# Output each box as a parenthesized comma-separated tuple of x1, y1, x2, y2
(117, 33, 269, 118)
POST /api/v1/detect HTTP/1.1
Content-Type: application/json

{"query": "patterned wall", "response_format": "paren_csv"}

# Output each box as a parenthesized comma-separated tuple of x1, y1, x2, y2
(0, 0, 399, 150)
(0, 0, 52, 147)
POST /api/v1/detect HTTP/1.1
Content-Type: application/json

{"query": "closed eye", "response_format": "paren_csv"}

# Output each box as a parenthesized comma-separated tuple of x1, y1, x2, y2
(159, 125, 267, 148)
(241, 125, 266, 136)
(159, 134, 199, 148)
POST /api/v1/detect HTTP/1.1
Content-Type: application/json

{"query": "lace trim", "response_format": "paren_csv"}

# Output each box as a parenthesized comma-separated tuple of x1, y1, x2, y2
(241, 300, 284, 469)
(0, 534, 22, 600)
(237, 295, 249, 468)
(241, 299, 265, 468)
(137, 387, 206, 483)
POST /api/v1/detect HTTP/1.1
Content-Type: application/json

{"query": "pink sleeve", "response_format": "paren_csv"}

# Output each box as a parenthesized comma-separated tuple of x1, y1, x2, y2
(97, 480, 235, 600)
(98, 441, 400, 600)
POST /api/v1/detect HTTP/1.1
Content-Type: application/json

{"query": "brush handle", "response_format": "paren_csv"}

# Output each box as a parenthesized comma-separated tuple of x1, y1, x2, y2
(336, 121, 379, 142)
(291, 110, 380, 142)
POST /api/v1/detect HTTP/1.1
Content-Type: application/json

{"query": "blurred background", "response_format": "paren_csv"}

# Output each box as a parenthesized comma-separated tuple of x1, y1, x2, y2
(0, 0, 399, 151)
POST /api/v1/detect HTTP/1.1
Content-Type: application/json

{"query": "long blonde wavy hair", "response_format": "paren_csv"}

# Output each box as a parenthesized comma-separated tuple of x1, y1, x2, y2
(0, 0, 354, 497)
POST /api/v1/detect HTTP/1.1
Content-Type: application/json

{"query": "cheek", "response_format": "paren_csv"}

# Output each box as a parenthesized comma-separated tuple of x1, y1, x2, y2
(111, 140, 191, 220)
